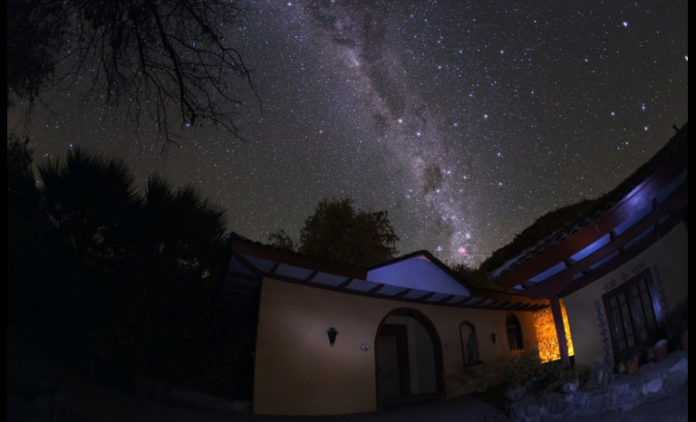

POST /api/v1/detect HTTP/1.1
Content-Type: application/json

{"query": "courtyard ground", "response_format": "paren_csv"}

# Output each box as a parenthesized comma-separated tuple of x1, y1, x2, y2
(8, 329, 687, 422)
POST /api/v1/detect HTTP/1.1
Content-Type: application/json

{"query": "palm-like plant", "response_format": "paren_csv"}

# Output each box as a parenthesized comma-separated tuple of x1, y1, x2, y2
(36, 148, 138, 339)
(38, 147, 139, 262)
(139, 175, 226, 276)
(14, 144, 242, 395)
(121, 174, 228, 384)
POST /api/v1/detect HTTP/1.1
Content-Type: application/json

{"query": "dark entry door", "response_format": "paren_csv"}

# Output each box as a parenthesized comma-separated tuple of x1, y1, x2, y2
(376, 324, 410, 402)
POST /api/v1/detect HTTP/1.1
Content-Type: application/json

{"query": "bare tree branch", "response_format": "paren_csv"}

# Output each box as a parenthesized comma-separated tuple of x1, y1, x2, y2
(7, 0, 259, 147)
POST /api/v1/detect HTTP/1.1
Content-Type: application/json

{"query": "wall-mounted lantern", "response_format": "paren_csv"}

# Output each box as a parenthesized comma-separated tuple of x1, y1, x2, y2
(490, 333, 497, 344)
(327, 327, 338, 347)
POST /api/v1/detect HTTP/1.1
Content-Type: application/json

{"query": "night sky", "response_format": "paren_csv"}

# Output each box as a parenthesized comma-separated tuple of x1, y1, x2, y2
(7, 0, 688, 268)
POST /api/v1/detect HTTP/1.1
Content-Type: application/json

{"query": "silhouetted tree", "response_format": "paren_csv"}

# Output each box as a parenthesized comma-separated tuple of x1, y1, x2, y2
(478, 199, 600, 276)
(93, 174, 229, 386)
(267, 229, 296, 251)
(448, 262, 505, 292)
(34, 148, 140, 358)
(8, 141, 257, 397)
(299, 197, 398, 267)
(7, 137, 38, 214)
(7, 137, 47, 331)
(39, 148, 139, 257)
(7, 0, 257, 144)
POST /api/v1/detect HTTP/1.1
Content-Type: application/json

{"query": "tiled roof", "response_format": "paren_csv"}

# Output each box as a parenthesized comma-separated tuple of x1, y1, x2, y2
(225, 236, 549, 310)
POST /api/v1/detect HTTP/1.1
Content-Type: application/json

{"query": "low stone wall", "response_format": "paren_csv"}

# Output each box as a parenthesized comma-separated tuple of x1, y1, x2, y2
(506, 350, 688, 422)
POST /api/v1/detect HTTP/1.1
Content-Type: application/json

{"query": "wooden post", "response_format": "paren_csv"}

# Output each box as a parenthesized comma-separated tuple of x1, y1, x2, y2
(550, 295, 570, 368)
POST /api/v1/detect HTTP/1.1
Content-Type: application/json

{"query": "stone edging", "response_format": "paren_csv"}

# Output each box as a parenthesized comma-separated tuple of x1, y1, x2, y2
(506, 350, 688, 422)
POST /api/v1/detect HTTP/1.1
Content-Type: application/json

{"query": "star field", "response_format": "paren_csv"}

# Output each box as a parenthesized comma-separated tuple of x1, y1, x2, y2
(7, 0, 688, 268)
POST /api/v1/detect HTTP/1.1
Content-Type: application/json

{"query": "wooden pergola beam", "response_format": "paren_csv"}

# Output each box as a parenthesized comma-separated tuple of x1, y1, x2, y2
(524, 182, 687, 299)
(550, 295, 570, 368)
(495, 147, 687, 290)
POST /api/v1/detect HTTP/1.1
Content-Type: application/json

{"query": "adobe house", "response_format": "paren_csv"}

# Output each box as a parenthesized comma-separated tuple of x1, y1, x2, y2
(223, 241, 550, 415)
(222, 123, 686, 416)
(488, 123, 688, 369)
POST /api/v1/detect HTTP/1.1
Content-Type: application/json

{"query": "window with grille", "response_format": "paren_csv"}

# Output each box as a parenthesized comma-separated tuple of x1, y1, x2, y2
(506, 313, 524, 351)
(602, 269, 662, 364)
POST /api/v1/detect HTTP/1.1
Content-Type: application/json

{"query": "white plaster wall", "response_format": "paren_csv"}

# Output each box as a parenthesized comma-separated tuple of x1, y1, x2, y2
(253, 278, 539, 415)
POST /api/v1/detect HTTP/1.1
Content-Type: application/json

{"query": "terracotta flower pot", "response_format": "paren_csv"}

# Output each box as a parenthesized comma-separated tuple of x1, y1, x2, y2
(625, 355, 640, 375)
(654, 339, 668, 362)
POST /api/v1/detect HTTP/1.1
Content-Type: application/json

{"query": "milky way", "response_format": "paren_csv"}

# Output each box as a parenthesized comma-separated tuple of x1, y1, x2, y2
(7, 0, 689, 268)
(304, 1, 477, 262)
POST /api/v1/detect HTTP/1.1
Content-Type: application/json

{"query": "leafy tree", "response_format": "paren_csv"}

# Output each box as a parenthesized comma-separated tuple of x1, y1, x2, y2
(7, 0, 257, 145)
(267, 229, 296, 251)
(298, 197, 398, 267)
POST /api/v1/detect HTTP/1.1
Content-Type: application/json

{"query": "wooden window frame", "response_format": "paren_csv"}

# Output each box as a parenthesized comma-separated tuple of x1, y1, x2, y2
(602, 268, 663, 364)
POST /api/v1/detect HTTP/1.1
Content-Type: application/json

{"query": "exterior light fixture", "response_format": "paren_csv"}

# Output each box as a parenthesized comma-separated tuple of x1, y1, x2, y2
(327, 327, 338, 346)
(491, 333, 497, 344)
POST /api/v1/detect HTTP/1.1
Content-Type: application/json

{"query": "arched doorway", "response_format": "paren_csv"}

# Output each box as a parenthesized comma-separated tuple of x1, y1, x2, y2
(374, 308, 444, 407)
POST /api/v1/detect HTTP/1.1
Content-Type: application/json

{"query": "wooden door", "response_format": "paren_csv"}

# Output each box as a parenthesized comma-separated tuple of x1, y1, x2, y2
(376, 324, 410, 402)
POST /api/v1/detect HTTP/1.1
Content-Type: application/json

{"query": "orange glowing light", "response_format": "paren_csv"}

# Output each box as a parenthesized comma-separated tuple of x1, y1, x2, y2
(534, 300, 574, 363)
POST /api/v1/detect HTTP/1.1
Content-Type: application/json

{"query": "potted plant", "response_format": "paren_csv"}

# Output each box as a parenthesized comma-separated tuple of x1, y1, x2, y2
(663, 300, 688, 352)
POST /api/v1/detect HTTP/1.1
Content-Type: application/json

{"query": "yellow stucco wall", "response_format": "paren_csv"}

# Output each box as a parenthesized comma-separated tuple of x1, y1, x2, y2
(562, 221, 688, 367)
(253, 277, 538, 415)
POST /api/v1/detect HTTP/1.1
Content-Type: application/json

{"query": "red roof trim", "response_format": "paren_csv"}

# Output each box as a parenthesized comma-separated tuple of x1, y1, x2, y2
(495, 131, 687, 289)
